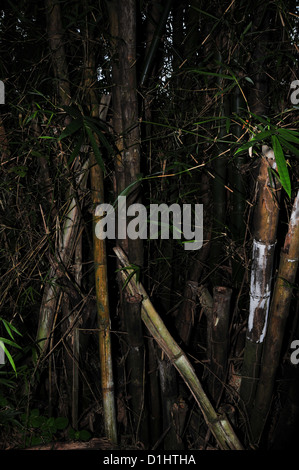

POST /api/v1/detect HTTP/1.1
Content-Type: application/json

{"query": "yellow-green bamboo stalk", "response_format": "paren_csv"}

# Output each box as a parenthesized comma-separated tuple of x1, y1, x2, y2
(113, 246, 244, 450)
(88, 86, 117, 444)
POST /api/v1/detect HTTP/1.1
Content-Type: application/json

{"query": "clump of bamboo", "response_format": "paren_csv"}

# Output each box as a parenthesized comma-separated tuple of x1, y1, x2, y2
(113, 246, 244, 450)
(250, 189, 299, 445)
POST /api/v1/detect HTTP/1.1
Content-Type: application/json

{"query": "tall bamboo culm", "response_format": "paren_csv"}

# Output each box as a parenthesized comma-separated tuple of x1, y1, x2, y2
(239, 145, 281, 426)
(250, 189, 299, 445)
(84, 40, 117, 443)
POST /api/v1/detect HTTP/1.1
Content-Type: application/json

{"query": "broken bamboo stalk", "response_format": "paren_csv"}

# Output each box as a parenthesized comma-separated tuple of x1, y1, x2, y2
(113, 246, 244, 450)
(207, 286, 232, 404)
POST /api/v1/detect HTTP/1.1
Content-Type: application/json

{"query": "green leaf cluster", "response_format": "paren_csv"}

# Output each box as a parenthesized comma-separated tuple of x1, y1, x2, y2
(21, 409, 69, 447)
(234, 114, 299, 198)
(58, 104, 114, 171)
(0, 318, 22, 374)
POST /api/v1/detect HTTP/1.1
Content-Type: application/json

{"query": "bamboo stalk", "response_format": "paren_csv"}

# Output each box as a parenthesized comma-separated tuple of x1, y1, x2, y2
(209, 51, 229, 285)
(88, 84, 117, 443)
(36, 0, 75, 358)
(239, 146, 281, 416)
(140, 0, 172, 86)
(35, 160, 89, 356)
(113, 246, 244, 450)
(108, 0, 149, 444)
(250, 190, 299, 445)
(207, 286, 232, 403)
(71, 231, 83, 429)
(229, 85, 247, 286)
(46, 0, 71, 106)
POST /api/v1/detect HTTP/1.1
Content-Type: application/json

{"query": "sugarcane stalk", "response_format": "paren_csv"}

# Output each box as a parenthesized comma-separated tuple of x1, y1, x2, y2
(113, 246, 244, 450)
(250, 189, 299, 445)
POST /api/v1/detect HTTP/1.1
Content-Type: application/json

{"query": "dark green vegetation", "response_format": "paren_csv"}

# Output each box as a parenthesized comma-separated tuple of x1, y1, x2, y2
(0, 0, 298, 450)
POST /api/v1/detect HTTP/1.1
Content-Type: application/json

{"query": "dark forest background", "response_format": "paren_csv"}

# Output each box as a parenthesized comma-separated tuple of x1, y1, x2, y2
(0, 0, 298, 451)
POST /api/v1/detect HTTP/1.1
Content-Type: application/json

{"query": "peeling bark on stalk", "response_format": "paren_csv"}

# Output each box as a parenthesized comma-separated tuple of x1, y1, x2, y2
(250, 190, 299, 445)
(240, 146, 281, 419)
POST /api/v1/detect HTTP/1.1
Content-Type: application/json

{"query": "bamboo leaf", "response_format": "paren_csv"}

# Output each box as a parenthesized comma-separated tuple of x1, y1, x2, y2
(58, 118, 83, 141)
(226, 118, 231, 133)
(0, 342, 17, 373)
(277, 129, 299, 144)
(241, 21, 253, 38)
(244, 76, 254, 85)
(85, 125, 105, 172)
(116, 264, 141, 288)
(234, 129, 273, 155)
(62, 104, 82, 119)
(190, 6, 219, 21)
(189, 69, 235, 81)
(68, 134, 84, 165)
(1, 319, 21, 340)
(83, 118, 115, 156)
(84, 115, 111, 130)
(245, 111, 271, 126)
(279, 137, 299, 158)
(0, 337, 21, 349)
(271, 135, 291, 198)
